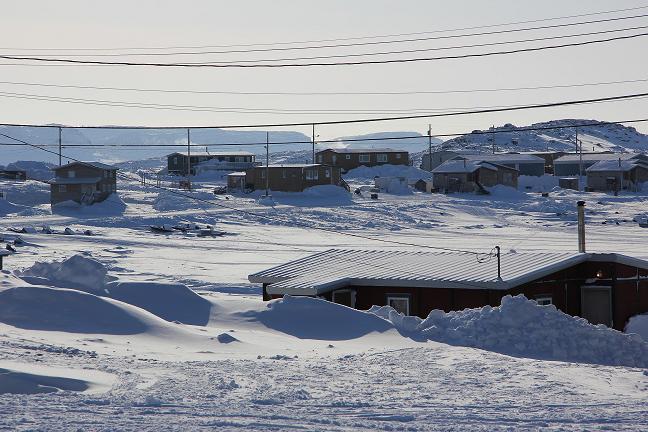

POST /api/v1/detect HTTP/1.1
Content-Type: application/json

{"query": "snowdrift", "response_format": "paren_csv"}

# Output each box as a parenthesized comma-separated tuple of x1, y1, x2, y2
(0, 286, 151, 334)
(16, 254, 212, 325)
(153, 189, 214, 211)
(0, 367, 89, 395)
(239, 296, 394, 340)
(51, 194, 127, 216)
(344, 164, 430, 182)
(0, 199, 22, 216)
(105, 281, 212, 325)
(370, 295, 648, 367)
(625, 314, 648, 342)
(270, 185, 353, 207)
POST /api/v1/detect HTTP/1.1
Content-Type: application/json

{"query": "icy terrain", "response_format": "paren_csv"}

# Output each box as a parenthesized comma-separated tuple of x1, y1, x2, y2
(1, 160, 648, 430)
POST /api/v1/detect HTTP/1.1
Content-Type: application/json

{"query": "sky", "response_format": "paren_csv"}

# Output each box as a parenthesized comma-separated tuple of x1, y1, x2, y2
(1, 0, 648, 143)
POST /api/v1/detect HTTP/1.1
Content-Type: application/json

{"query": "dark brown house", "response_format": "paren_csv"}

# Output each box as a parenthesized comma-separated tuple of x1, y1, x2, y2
(316, 148, 409, 172)
(249, 249, 648, 331)
(242, 164, 342, 193)
(167, 152, 258, 175)
(49, 161, 118, 206)
(432, 159, 518, 193)
(0, 169, 27, 181)
(585, 159, 648, 193)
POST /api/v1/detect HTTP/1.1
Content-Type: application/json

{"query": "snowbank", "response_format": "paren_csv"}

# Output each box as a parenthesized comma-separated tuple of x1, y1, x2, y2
(625, 314, 648, 342)
(0, 367, 89, 394)
(105, 281, 212, 326)
(270, 185, 353, 207)
(484, 184, 529, 199)
(51, 194, 127, 216)
(16, 255, 111, 292)
(518, 175, 559, 192)
(153, 189, 214, 211)
(344, 164, 430, 182)
(369, 295, 648, 367)
(16, 255, 212, 325)
(0, 199, 21, 216)
(239, 296, 394, 340)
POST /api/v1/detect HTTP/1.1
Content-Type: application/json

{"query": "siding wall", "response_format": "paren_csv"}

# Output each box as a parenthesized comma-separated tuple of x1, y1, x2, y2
(50, 165, 117, 205)
(245, 165, 341, 192)
(316, 150, 409, 172)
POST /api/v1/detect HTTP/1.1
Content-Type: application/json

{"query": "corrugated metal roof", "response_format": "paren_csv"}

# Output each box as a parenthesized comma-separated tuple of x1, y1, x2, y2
(249, 249, 593, 295)
(432, 160, 499, 174)
(54, 161, 118, 171)
(460, 154, 545, 163)
(586, 159, 648, 172)
(170, 151, 255, 157)
(319, 148, 405, 154)
(555, 153, 646, 164)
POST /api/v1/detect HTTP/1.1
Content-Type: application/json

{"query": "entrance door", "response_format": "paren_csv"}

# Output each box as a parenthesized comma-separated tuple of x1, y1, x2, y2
(332, 289, 356, 308)
(581, 286, 612, 326)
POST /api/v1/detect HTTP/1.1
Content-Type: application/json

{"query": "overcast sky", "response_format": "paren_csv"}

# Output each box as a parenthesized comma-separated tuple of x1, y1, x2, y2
(1, 0, 648, 140)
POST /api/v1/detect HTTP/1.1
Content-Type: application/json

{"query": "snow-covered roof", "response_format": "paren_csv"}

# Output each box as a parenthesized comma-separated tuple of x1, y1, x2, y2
(227, 171, 246, 176)
(555, 153, 646, 164)
(252, 164, 322, 169)
(49, 177, 102, 185)
(586, 159, 648, 172)
(460, 154, 545, 164)
(169, 151, 255, 157)
(319, 148, 406, 154)
(54, 161, 118, 171)
(249, 249, 648, 295)
(432, 160, 501, 174)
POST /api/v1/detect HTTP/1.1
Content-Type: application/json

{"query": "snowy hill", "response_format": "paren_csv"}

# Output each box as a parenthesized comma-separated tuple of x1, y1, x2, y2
(331, 131, 442, 152)
(440, 119, 648, 154)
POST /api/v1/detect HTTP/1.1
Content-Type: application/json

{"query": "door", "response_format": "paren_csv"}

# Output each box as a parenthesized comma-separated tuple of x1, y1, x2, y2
(332, 289, 356, 308)
(581, 286, 612, 326)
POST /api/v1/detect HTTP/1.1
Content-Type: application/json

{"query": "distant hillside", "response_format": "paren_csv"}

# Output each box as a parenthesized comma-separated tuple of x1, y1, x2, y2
(331, 131, 442, 152)
(440, 119, 648, 154)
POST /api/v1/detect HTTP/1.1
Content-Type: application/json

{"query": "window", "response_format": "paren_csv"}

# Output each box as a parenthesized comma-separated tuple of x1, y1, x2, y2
(305, 169, 318, 180)
(535, 295, 553, 306)
(103, 170, 108, 178)
(359, 154, 370, 163)
(332, 289, 356, 308)
(387, 296, 410, 315)
(282, 170, 287, 179)
(58, 185, 67, 193)
(173, 157, 178, 164)
(345, 155, 351, 160)
(396, 153, 402, 159)
(377, 154, 388, 163)
(325, 169, 330, 178)
(317, 155, 323, 163)
(261, 170, 266, 179)
(67, 170, 75, 178)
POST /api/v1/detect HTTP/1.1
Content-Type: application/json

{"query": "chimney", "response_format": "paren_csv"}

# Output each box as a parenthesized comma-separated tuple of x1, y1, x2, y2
(577, 201, 586, 253)
(618, 157, 621, 168)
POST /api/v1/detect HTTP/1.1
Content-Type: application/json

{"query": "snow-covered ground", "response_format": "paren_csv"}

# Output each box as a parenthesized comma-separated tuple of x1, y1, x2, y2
(1, 163, 648, 430)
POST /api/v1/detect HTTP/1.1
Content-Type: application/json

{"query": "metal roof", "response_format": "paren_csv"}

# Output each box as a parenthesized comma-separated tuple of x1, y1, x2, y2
(169, 151, 255, 157)
(54, 161, 118, 171)
(586, 159, 648, 172)
(555, 153, 647, 164)
(250, 164, 322, 169)
(459, 154, 545, 163)
(318, 148, 406, 154)
(248, 249, 616, 295)
(432, 160, 500, 174)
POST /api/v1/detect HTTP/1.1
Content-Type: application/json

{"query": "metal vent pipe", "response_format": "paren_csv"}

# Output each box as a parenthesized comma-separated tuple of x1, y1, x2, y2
(577, 200, 586, 253)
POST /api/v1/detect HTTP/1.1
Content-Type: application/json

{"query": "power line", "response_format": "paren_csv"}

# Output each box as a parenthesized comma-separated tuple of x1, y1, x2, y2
(8, 11, 648, 57)
(2, 31, 647, 68)
(2, 89, 648, 129)
(0, 76, 647, 97)
(3, 5, 647, 53)
(0, 131, 487, 256)
(2, 118, 647, 149)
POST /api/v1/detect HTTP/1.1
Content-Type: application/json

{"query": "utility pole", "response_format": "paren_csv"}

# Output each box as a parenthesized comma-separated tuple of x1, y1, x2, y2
(576, 127, 583, 190)
(58, 127, 62, 166)
(491, 125, 496, 154)
(265, 131, 270, 197)
(427, 124, 433, 171)
(312, 124, 316, 164)
(186, 128, 191, 190)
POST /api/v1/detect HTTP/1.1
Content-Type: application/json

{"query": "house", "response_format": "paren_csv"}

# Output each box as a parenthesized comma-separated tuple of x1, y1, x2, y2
(48, 161, 118, 206)
(167, 152, 259, 175)
(249, 248, 648, 331)
(422, 151, 545, 176)
(241, 164, 342, 193)
(315, 148, 409, 172)
(521, 151, 567, 174)
(0, 169, 27, 181)
(554, 152, 648, 176)
(414, 179, 434, 192)
(585, 159, 648, 193)
(431, 159, 518, 193)
(226, 172, 247, 193)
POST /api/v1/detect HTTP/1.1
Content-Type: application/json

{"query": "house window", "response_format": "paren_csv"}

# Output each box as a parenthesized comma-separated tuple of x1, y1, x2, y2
(325, 169, 330, 178)
(317, 155, 323, 163)
(282, 170, 287, 179)
(359, 154, 370, 163)
(332, 289, 356, 308)
(173, 157, 178, 164)
(345, 155, 351, 160)
(261, 170, 266, 179)
(103, 171, 108, 178)
(396, 153, 402, 159)
(305, 169, 318, 180)
(58, 185, 67, 193)
(387, 295, 410, 315)
(535, 295, 553, 306)
(377, 154, 388, 163)
(67, 170, 75, 178)
(503, 173, 513, 183)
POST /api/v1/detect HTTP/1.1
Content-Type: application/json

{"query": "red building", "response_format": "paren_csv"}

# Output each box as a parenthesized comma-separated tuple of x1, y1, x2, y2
(249, 249, 648, 331)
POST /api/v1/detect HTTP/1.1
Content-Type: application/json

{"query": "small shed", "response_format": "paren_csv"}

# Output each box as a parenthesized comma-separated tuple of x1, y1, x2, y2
(227, 172, 247, 193)
(558, 177, 580, 191)
(414, 179, 434, 192)
(374, 176, 408, 193)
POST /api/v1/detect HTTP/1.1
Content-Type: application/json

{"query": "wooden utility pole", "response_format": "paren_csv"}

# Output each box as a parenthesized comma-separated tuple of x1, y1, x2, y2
(312, 124, 316, 164)
(186, 128, 191, 190)
(491, 125, 496, 154)
(427, 124, 433, 171)
(58, 127, 62, 166)
(576, 127, 583, 190)
(265, 131, 270, 197)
